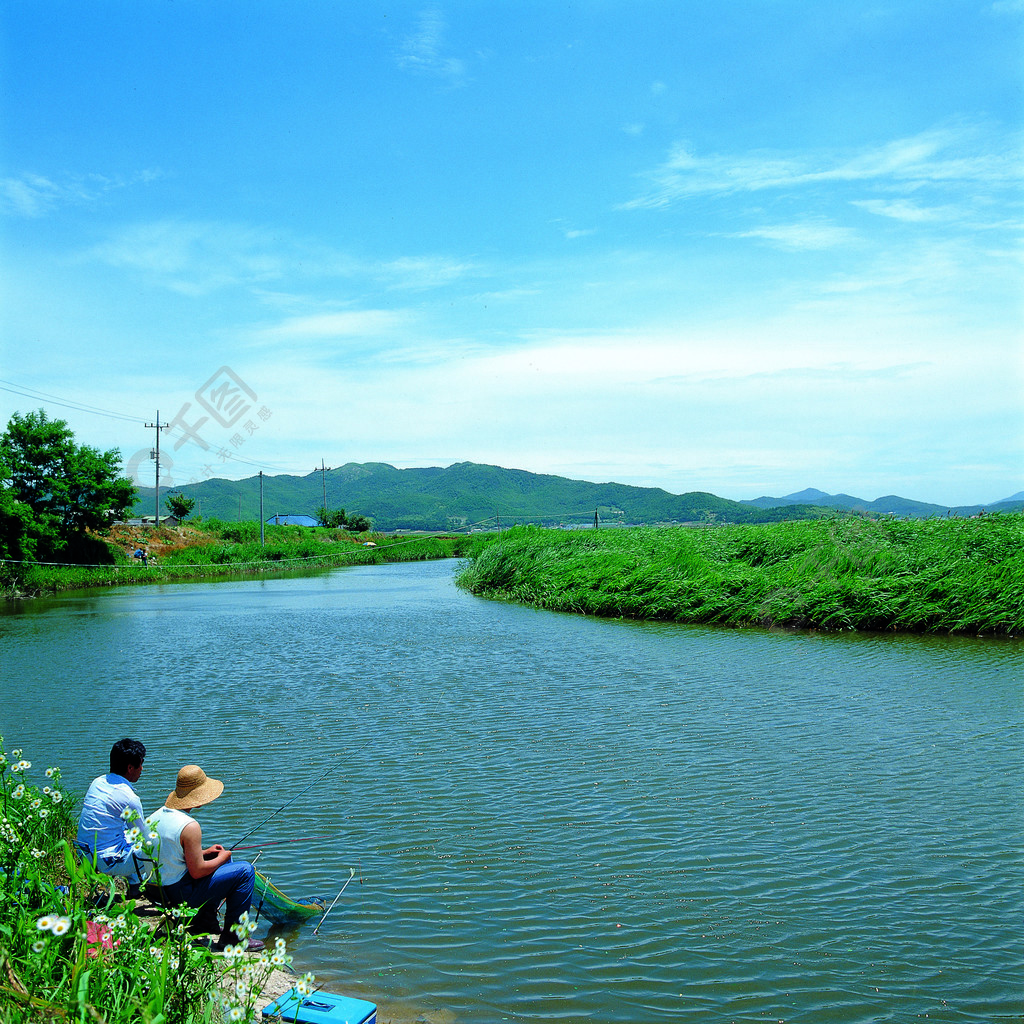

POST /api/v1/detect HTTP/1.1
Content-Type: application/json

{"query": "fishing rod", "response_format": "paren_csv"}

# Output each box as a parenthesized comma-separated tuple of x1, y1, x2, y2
(313, 868, 355, 936)
(231, 835, 332, 852)
(230, 733, 376, 850)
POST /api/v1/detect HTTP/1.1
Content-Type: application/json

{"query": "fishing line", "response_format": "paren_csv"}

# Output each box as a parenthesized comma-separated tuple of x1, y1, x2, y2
(230, 733, 376, 850)
(231, 835, 332, 852)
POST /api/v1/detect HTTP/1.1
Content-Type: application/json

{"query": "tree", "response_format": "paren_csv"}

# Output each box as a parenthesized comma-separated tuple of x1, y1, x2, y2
(165, 493, 196, 520)
(315, 506, 347, 528)
(345, 513, 371, 533)
(0, 410, 136, 559)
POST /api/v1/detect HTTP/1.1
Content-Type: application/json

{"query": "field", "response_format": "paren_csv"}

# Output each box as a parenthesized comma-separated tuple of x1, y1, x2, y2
(456, 514, 1024, 635)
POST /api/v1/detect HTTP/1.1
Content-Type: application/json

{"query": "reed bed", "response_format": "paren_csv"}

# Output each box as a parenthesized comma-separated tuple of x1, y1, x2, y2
(456, 514, 1024, 635)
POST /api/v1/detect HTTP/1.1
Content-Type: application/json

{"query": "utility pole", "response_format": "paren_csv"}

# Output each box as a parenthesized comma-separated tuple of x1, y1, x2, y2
(259, 471, 265, 546)
(318, 459, 331, 512)
(144, 412, 169, 527)
(594, 508, 599, 529)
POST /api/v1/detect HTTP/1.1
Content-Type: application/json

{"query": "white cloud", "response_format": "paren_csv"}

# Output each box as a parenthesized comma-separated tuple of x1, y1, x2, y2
(397, 8, 467, 84)
(90, 220, 285, 294)
(378, 255, 478, 289)
(0, 169, 160, 217)
(851, 199, 944, 222)
(623, 123, 1020, 209)
(729, 221, 855, 250)
(258, 310, 409, 340)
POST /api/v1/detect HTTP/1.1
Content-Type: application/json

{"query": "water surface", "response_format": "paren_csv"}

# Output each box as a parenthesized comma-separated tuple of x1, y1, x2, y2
(2, 561, 1021, 1022)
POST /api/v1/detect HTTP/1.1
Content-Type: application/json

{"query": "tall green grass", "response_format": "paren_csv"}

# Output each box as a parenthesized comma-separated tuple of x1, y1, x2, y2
(456, 514, 1024, 635)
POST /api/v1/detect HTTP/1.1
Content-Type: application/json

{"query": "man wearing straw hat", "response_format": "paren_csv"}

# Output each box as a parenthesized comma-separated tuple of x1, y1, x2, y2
(146, 764, 264, 952)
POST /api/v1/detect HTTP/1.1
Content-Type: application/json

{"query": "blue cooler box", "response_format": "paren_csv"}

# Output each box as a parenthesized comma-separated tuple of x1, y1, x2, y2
(262, 988, 376, 1024)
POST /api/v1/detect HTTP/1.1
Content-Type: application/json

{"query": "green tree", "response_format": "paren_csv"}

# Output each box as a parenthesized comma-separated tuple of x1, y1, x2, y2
(346, 513, 371, 533)
(0, 410, 136, 559)
(315, 506, 347, 528)
(165, 492, 196, 520)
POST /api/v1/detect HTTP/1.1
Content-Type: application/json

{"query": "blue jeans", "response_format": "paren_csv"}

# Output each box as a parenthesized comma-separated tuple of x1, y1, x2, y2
(159, 860, 255, 943)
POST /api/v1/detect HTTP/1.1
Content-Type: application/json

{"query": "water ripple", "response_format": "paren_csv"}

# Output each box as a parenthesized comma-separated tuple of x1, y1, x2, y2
(2, 562, 1022, 1023)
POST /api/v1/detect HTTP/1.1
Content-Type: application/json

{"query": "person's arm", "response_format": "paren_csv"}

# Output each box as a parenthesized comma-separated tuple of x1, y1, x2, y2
(180, 820, 231, 879)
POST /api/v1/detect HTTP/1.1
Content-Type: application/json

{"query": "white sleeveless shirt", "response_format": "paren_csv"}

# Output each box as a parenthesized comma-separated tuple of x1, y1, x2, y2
(146, 806, 194, 886)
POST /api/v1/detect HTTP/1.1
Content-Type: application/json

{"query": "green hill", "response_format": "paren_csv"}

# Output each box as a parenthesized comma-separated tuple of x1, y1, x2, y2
(132, 461, 827, 531)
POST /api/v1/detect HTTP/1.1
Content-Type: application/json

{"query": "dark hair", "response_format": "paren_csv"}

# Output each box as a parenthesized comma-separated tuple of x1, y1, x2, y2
(109, 738, 146, 776)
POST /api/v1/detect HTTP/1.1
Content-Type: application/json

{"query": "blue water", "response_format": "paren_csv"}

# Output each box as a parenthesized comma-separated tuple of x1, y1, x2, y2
(2, 560, 1022, 1022)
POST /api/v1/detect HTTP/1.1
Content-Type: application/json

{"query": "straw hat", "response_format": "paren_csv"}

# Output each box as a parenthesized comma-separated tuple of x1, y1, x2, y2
(165, 764, 224, 810)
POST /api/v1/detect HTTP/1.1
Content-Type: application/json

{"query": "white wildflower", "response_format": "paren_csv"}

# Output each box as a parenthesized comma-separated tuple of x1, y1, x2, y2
(36, 916, 55, 931)
(50, 917, 71, 936)
(50, 790, 63, 804)
(11, 785, 24, 801)
(31, 940, 45, 953)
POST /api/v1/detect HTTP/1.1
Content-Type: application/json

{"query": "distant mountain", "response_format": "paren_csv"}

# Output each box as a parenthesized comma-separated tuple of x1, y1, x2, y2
(132, 461, 829, 531)
(131, 463, 1023, 531)
(745, 488, 1024, 518)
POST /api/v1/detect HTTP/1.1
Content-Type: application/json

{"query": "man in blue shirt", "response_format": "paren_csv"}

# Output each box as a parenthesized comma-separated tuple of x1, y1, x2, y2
(76, 738, 147, 886)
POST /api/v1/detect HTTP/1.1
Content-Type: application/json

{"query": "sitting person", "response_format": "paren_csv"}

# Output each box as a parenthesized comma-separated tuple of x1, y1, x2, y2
(76, 738, 148, 889)
(146, 763, 264, 952)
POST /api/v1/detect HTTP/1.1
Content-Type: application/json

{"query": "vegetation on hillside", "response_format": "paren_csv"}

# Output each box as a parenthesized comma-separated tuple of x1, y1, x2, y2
(132, 461, 832, 531)
(456, 514, 1024, 635)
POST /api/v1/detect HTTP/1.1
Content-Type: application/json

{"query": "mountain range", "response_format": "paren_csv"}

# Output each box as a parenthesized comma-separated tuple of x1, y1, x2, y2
(743, 487, 1024, 517)
(131, 463, 1024, 532)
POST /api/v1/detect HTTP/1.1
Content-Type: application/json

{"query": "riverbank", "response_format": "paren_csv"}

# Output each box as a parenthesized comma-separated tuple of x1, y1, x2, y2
(0, 742, 369, 1024)
(457, 513, 1023, 635)
(0, 520, 487, 599)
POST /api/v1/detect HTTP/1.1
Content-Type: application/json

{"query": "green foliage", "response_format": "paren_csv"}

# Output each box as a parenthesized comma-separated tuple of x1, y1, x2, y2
(457, 514, 1024, 636)
(345, 513, 371, 533)
(164, 493, 196, 520)
(133, 461, 834, 531)
(0, 739, 313, 1023)
(315, 506, 347, 528)
(0, 410, 135, 561)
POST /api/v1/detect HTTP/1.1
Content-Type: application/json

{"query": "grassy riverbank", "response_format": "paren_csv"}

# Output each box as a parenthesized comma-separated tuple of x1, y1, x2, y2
(0, 740, 309, 1023)
(1, 521, 485, 598)
(456, 514, 1024, 635)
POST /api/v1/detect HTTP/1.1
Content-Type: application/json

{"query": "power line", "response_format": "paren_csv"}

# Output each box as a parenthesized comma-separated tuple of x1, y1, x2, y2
(0, 380, 147, 425)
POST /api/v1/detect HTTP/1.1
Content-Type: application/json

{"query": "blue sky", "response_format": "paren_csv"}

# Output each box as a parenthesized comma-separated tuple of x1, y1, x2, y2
(1, 1, 1021, 507)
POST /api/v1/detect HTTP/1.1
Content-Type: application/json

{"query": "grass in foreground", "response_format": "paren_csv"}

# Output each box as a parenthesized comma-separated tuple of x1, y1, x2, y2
(456, 514, 1024, 635)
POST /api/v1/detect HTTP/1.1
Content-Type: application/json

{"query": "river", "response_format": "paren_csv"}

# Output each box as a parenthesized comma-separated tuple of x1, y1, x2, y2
(1, 559, 1021, 1023)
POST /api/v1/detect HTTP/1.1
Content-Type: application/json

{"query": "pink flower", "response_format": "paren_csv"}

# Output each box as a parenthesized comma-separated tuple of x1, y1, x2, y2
(85, 920, 116, 957)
